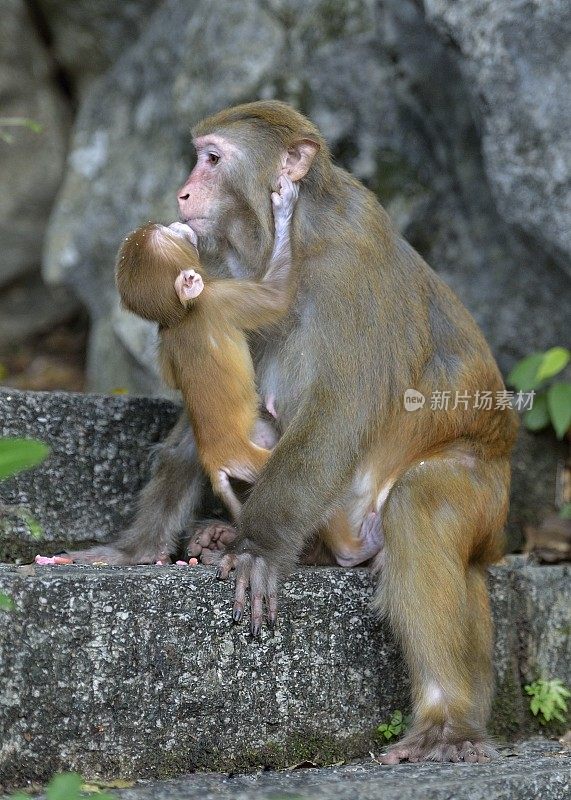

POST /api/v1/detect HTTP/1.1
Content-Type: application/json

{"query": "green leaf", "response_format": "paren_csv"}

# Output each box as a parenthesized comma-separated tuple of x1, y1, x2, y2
(0, 438, 50, 480)
(523, 393, 550, 431)
(507, 353, 544, 391)
(46, 772, 83, 800)
(383, 729, 393, 740)
(547, 382, 571, 439)
(537, 347, 571, 381)
(0, 592, 14, 612)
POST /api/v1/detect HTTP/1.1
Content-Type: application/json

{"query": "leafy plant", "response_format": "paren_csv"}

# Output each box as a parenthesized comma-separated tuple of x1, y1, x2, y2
(0, 117, 42, 144)
(507, 346, 571, 439)
(0, 438, 50, 481)
(377, 709, 412, 741)
(524, 678, 570, 725)
(7, 772, 114, 799)
(0, 438, 50, 538)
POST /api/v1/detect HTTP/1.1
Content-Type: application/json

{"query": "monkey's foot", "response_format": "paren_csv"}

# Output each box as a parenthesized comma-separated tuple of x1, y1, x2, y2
(216, 550, 279, 635)
(380, 735, 498, 764)
(334, 510, 384, 567)
(188, 520, 237, 564)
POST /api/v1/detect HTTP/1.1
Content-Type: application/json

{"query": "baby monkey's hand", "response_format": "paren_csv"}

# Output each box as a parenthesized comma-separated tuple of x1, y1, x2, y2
(271, 175, 299, 230)
(166, 221, 199, 250)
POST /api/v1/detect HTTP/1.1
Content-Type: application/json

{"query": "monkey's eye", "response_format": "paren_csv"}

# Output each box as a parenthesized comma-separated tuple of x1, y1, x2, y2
(207, 152, 220, 165)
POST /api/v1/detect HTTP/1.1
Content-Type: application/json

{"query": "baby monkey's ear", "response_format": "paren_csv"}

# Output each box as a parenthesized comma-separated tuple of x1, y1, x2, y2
(175, 269, 204, 305)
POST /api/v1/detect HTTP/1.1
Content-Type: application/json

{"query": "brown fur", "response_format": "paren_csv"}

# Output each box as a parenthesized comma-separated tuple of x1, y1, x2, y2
(116, 222, 364, 562)
(116, 223, 291, 517)
(75, 101, 518, 762)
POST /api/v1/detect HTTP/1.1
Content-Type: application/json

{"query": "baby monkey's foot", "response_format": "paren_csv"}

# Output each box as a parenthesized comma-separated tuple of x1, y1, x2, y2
(167, 221, 198, 249)
(188, 520, 237, 565)
(271, 174, 299, 224)
(175, 269, 204, 304)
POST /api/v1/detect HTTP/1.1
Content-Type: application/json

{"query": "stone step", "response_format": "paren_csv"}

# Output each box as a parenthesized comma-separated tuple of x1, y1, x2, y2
(0, 388, 180, 562)
(56, 739, 571, 800)
(0, 559, 569, 788)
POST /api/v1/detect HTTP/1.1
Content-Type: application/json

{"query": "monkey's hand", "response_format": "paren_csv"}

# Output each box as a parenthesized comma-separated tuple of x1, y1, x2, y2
(216, 549, 279, 636)
(271, 174, 299, 229)
(167, 221, 199, 249)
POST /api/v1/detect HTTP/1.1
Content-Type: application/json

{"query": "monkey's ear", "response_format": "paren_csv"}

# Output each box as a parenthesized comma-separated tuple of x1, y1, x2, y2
(282, 139, 320, 181)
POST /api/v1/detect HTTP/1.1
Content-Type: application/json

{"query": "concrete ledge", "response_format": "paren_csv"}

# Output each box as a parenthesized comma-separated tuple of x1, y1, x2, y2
(63, 739, 571, 800)
(0, 389, 179, 560)
(0, 560, 569, 787)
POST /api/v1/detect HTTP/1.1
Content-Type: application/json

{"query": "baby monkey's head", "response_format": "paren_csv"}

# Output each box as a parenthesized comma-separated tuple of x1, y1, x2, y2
(116, 222, 202, 328)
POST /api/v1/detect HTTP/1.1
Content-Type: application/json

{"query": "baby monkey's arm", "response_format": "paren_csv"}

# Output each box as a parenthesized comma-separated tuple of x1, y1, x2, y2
(182, 176, 299, 329)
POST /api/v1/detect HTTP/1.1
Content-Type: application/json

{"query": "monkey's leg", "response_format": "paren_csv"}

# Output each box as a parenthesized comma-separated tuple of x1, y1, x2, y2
(374, 454, 508, 764)
(211, 471, 243, 522)
(325, 510, 384, 568)
(67, 414, 205, 565)
(189, 424, 278, 564)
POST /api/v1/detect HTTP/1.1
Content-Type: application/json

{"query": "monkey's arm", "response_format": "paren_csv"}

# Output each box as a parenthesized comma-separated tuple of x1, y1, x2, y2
(263, 174, 299, 289)
(208, 280, 290, 330)
(217, 380, 369, 634)
(208, 175, 298, 331)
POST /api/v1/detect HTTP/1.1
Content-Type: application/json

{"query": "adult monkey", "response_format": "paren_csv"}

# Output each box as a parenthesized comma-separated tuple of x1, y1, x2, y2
(71, 101, 518, 763)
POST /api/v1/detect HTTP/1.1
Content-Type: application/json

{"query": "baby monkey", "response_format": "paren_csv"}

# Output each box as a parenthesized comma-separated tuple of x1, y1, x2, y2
(116, 176, 382, 567)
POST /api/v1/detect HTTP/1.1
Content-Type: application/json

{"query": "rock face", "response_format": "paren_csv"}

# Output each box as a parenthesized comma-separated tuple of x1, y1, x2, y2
(35, 0, 163, 96)
(0, 0, 70, 287)
(0, 560, 568, 787)
(425, 0, 571, 274)
(42, 0, 570, 395)
(2, 2, 568, 539)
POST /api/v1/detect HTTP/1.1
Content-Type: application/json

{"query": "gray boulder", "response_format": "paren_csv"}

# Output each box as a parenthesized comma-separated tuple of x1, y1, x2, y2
(0, 0, 70, 288)
(35, 0, 162, 96)
(43, 0, 568, 395)
(425, 0, 571, 274)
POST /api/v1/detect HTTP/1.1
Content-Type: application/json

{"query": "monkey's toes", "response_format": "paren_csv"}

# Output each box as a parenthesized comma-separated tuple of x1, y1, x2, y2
(379, 738, 498, 764)
(227, 553, 279, 635)
(188, 521, 237, 559)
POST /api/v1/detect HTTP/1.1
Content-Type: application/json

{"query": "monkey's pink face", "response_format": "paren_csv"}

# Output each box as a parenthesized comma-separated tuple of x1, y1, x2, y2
(177, 135, 242, 236)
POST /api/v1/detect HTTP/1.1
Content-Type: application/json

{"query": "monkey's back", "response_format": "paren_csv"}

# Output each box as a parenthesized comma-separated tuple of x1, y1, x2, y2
(160, 294, 261, 474)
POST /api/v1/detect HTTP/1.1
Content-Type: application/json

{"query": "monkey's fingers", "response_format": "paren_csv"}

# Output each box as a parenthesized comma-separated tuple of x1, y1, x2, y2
(232, 556, 252, 623)
(216, 552, 237, 580)
(167, 221, 198, 249)
(278, 174, 299, 203)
